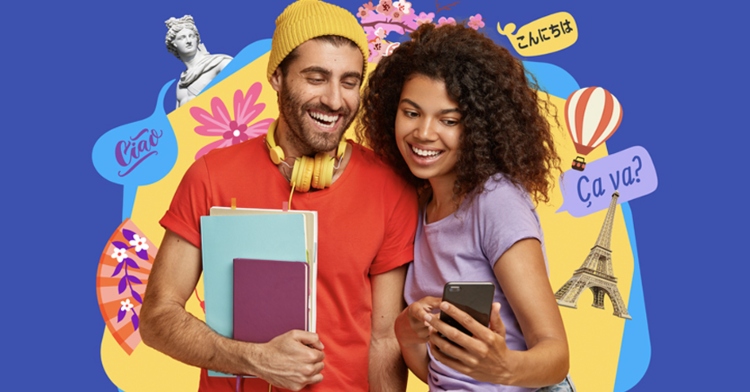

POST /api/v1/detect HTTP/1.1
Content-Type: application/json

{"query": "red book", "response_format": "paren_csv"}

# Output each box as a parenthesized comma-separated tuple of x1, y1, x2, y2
(232, 258, 309, 343)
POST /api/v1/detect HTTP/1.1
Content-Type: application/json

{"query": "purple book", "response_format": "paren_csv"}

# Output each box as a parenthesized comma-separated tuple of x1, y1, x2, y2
(233, 258, 309, 343)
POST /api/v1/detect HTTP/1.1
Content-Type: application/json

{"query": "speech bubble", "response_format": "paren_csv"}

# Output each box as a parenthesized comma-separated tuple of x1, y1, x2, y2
(92, 79, 178, 220)
(497, 11, 578, 57)
(557, 146, 657, 217)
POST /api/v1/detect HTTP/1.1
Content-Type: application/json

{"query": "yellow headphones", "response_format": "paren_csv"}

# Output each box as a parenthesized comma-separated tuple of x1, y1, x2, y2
(266, 121, 347, 192)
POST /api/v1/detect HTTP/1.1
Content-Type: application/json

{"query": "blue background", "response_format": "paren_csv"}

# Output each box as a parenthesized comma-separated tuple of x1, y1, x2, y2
(3, 0, 745, 390)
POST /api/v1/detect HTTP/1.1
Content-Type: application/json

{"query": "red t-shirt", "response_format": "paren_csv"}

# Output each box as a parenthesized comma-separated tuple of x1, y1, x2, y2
(160, 136, 418, 391)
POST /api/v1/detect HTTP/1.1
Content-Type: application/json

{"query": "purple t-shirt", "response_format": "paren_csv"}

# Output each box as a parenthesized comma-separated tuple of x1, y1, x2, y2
(404, 174, 547, 392)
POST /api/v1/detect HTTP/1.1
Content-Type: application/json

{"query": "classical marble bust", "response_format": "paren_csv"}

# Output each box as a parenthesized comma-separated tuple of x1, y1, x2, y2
(165, 15, 233, 108)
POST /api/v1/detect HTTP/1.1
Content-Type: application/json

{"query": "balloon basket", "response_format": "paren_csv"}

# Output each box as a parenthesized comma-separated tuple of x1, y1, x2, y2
(571, 156, 586, 171)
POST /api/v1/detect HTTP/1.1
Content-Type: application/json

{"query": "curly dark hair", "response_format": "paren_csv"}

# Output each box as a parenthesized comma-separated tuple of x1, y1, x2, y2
(356, 23, 561, 204)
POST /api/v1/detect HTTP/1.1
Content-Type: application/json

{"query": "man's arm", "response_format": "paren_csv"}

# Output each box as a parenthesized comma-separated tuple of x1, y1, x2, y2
(140, 229, 326, 390)
(369, 264, 408, 392)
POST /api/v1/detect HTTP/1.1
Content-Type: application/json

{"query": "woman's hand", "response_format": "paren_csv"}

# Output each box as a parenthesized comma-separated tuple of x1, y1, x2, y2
(427, 301, 517, 385)
(394, 295, 442, 383)
(395, 296, 442, 346)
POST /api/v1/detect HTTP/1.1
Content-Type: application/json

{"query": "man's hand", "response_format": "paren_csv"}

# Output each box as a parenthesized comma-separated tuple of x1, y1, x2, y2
(252, 330, 326, 391)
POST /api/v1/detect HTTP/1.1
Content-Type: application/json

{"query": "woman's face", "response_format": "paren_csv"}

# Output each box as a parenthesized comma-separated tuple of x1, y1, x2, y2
(394, 74, 463, 185)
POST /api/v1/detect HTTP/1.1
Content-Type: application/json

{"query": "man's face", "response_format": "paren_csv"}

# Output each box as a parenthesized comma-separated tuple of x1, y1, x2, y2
(173, 27, 198, 57)
(270, 39, 363, 157)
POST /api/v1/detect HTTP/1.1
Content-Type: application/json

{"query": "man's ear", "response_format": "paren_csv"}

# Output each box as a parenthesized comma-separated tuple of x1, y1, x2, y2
(270, 68, 283, 93)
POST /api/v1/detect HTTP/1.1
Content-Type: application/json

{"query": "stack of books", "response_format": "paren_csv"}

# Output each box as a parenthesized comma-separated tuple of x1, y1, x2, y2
(200, 206, 317, 378)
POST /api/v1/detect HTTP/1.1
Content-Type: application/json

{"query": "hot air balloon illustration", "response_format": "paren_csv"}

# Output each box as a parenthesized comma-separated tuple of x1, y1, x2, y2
(564, 86, 623, 171)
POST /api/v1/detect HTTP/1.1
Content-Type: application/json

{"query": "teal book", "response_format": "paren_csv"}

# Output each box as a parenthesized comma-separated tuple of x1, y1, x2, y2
(200, 213, 309, 378)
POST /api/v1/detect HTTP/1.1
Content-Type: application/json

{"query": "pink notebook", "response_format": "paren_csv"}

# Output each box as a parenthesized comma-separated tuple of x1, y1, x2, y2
(233, 258, 309, 343)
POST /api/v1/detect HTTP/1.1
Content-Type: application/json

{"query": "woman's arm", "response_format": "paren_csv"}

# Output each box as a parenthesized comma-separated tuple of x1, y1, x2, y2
(428, 238, 569, 387)
(394, 296, 442, 383)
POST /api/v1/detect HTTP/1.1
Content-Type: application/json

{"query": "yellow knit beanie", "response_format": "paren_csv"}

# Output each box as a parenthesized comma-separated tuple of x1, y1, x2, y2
(267, 0, 369, 81)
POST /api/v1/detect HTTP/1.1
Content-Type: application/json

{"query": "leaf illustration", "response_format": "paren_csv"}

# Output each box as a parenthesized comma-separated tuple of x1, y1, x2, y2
(132, 290, 143, 304)
(111, 261, 124, 277)
(136, 248, 149, 261)
(131, 312, 140, 331)
(112, 241, 129, 249)
(128, 275, 143, 284)
(118, 276, 127, 294)
(125, 257, 140, 269)
(117, 308, 126, 323)
(122, 229, 136, 241)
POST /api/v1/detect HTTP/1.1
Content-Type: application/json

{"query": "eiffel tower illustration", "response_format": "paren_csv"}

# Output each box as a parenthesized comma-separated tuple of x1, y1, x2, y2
(555, 191, 632, 319)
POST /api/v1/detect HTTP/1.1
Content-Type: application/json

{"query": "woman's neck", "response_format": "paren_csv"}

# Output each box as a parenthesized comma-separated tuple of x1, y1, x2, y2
(426, 176, 460, 223)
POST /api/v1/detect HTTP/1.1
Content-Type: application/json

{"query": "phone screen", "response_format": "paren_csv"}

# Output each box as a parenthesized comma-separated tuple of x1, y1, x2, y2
(439, 282, 495, 338)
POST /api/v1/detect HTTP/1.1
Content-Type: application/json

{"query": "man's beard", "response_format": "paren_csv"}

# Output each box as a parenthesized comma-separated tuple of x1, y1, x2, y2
(278, 79, 357, 156)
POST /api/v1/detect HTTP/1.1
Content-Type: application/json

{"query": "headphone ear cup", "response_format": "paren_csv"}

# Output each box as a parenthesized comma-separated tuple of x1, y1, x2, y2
(266, 122, 285, 164)
(320, 154, 335, 189)
(290, 158, 302, 191)
(293, 156, 314, 192)
(311, 153, 324, 190)
(269, 146, 284, 165)
(312, 153, 337, 190)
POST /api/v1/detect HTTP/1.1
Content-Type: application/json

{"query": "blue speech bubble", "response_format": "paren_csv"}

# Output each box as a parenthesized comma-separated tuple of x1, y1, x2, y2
(557, 146, 657, 217)
(92, 80, 178, 220)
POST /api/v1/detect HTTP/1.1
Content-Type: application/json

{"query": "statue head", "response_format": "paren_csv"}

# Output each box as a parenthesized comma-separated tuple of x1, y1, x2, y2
(165, 15, 202, 59)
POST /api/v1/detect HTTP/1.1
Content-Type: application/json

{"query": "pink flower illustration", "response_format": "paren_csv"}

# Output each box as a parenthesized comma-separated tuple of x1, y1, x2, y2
(376, 0, 394, 16)
(390, 9, 404, 22)
(374, 27, 387, 39)
(468, 14, 485, 30)
(394, 1, 412, 14)
(415, 12, 434, 25)
(436, 16, 456, 27)
(190, 82, 274, 159)
(358, 5, 373, 19)
(369, 40, 385, 63)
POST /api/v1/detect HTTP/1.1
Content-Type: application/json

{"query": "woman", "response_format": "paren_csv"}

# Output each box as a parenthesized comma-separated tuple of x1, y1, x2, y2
(358, 23, 574, 391)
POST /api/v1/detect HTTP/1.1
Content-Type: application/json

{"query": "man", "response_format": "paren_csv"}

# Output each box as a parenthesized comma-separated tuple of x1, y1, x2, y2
(140, 1, 418, 391)
(164, 15, 233, 108)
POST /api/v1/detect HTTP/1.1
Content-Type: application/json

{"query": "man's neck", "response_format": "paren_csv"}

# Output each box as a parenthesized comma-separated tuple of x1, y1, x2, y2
(276, 118, 336, 157)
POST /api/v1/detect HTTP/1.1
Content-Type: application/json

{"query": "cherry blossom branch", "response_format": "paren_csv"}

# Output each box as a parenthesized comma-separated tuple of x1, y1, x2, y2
(435, 0, 459, 13)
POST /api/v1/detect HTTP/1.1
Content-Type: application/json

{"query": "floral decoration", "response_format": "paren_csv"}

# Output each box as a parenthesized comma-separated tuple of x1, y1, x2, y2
(96, 219, 155, 355)
(110, 228, 147, 329)
(190, 82, 274, 160)
(357, 1, 484, 63)
(436, 16, 457, 27)
(468, 13, 485, 30)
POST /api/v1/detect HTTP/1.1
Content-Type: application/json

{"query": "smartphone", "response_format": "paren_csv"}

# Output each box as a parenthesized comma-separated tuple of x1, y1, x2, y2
(439, 281, 495, 338)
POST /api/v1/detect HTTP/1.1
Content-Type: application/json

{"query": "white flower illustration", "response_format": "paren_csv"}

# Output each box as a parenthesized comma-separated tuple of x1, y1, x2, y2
(129, 234, 149, 253)
(120, 298, 134, 312)
(111, 247, 128, 263)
